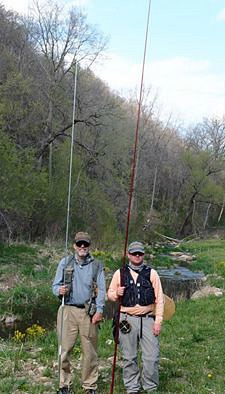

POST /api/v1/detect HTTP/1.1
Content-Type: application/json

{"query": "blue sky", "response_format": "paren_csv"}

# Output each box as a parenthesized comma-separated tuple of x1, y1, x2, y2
(85, 0, 225, 125)
(86, 0, 225, 66)
(2, 0, 225, 125)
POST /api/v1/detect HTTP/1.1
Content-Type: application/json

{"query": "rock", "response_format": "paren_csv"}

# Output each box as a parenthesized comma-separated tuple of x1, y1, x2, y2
(191, 286, 223, 299)
(28, 370, 35, 376)
(169, 252, 184, 256)
(169, 252, 194, 263)
(39, 376, 49, 382)
(4, 315, 18, 325)
(158, 267, 205, 301)
(0, 283, 10, 291)
(37, 366, 45, 373)
(34, 264, 44, 272)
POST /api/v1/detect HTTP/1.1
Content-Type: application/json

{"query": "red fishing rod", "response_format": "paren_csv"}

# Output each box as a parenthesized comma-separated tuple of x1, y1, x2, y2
(109, 1, 152, 393)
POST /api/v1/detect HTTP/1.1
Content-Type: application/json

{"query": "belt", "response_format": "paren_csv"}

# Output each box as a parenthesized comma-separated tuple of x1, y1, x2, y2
(67, 304, 85, 309)
(122, 312, 155, 319)
(121, 312, 155, 339)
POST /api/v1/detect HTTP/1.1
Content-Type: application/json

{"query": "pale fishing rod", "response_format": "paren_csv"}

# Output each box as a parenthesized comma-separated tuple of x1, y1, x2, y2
(109, 1, 152, 393)
(57, 61, 78, 393)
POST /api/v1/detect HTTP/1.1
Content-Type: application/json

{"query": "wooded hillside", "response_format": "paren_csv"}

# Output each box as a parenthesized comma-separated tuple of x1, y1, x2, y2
(1, 2, 225, 246)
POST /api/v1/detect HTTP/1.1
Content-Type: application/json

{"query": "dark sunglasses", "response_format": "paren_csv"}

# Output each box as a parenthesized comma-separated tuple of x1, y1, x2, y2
(75, 241, 90, 248)
(129, 252, 144, 256)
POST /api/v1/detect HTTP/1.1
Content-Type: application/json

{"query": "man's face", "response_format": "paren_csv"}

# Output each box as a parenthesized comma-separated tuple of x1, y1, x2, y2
(128, 251, 145, 265)
(74, 240, 90, 259)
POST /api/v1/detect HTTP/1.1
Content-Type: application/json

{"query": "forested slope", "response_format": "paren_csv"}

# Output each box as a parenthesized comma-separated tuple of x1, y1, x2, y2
(1, 3, 225, 246)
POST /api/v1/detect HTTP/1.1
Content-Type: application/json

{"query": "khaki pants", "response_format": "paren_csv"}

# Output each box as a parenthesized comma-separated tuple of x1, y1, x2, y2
(57, 305, 98, 390)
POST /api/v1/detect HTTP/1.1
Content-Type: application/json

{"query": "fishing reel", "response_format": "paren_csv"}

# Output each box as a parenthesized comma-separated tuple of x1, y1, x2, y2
(85, 298, 97, 317)
(119, 319, 131, 334)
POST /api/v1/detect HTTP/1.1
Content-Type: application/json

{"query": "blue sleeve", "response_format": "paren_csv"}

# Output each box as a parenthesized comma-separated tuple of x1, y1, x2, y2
(52, 257, 66, 297)
(96, 263, 106, 313)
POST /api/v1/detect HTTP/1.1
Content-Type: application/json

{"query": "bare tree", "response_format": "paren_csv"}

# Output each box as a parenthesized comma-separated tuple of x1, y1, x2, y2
(27, 0, 108, 168)
(186, 117, 225, 158)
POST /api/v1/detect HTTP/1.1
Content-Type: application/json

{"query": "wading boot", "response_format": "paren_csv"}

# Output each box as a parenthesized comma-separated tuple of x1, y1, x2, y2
(127, 392, 140, 394)
(58, 387, 73, 394)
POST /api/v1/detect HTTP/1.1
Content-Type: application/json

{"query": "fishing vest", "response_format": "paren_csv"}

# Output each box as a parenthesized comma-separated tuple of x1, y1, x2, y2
(63, 255, 102, 303)
(121, 264, 155, 307)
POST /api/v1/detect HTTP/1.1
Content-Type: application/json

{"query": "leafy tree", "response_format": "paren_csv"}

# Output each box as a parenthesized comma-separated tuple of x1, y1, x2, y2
(0, 132, 48, 240)
(179, 134, 225, 236)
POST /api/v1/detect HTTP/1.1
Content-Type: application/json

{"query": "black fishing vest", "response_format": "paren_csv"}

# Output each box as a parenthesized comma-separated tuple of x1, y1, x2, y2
(121, 264, 155, 307)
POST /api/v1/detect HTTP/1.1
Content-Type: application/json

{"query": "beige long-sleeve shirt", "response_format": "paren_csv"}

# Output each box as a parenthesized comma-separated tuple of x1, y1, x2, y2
(107, 265, 164, 325)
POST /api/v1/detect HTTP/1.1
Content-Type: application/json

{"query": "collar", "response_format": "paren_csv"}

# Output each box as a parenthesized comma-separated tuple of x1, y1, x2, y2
(128, 261, 145, 273)
(74, 253, 94, 266)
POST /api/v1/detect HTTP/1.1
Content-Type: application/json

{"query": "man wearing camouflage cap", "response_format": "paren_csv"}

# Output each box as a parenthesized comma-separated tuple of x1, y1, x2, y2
(108, 241, 164, 393)
(52, 232, 106, 394)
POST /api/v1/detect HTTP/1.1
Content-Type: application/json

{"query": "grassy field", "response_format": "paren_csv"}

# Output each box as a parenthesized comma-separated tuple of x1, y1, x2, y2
(0, 240, 225, 393)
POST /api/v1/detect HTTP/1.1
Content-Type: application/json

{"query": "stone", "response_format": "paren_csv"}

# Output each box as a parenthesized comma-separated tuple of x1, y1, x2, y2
(191, 285, 223, 299)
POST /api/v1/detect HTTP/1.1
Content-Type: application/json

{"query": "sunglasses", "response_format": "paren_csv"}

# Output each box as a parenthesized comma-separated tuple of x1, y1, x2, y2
(129, 252, 144, 256)
(75, 241, 90, 248)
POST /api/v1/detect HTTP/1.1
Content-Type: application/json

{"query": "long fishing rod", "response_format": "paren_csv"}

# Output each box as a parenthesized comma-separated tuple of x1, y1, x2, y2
(109, 1, 152, 393)
(58, 61, 78, 392)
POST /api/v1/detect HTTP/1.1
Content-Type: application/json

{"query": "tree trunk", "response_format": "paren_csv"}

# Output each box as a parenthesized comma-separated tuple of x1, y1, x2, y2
(218, 202, 224, 223)
(179, 191, 198, 237)
(150, 165, 158, 213)
(203, 202, 211, 229)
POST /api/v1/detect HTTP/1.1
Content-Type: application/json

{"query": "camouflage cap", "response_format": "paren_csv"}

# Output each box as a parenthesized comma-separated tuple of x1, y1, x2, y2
(74, 231, 91, 244)
(128, 241, 145, 254)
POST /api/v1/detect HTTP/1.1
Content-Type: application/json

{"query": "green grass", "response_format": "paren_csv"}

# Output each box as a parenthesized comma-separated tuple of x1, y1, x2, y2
(0, 240, 225, 392)
(1, 295, 225, 393)
(159, 295, 225, 393)
(178, 239, 225, 289)
(0, 243, 59, 319)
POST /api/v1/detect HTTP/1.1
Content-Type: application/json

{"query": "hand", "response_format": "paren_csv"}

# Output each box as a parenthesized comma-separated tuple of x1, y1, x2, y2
(92, 312, 103, 325)
(59, 285, 69, 296)
(117, 286, 125, 297)
(153, 322, 161, 336)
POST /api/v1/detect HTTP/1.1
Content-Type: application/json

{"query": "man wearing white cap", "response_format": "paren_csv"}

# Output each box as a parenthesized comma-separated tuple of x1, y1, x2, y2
(108, 241, 164, 394)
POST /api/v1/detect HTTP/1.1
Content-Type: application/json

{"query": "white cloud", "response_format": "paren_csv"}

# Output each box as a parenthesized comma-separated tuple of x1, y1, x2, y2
(92, 53, 225, 125)
(216, 7, 225, 20)
(2, 0, 29, 14)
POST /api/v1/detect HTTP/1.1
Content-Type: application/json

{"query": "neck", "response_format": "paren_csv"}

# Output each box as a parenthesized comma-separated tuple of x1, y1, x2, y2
(75, 253, 86, 263)
(129, 261, 144, 271)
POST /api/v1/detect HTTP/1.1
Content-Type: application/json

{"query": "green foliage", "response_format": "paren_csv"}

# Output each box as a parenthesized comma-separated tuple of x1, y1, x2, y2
(159, 296, 225, 393)
(0, 132, 48, 238)
(0, 241, 225, 392)
(43, 139, 125, 245)
(92, 250, 122, 271)
(0, 72, 30, 130)
(216, 261, 225, 277)
(179, 239, 225, 279)
(1, 2, 225, 244)
(1, 296, 225, 393)
(0, 243, 58, 319)
(0, 243, 37, 260)
(178, 149, 225, 233)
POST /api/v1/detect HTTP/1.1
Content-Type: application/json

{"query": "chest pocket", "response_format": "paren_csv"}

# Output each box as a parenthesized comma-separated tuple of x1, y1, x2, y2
(122, 271, 136, 306)
(138, 276, 155, 305)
